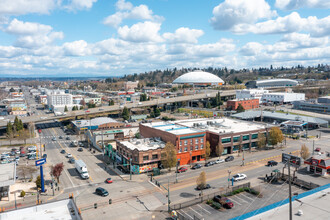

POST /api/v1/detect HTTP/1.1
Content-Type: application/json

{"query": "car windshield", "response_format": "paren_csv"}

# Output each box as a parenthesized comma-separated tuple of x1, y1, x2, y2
(233, 175, 239, 178)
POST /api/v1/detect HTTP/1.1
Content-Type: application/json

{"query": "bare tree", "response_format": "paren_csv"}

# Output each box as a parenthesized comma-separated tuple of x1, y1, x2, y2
(196, 171, 206, 190)
(215, 142, 224, 159)
(300, 144, 310, 160)
(51, 163, 64, 183)
(161, 142, 177, 171)
(204, 141, 211, 164)
(257, 132, 266, 150)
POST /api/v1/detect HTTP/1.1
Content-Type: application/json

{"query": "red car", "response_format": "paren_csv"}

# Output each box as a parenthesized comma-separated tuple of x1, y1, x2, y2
(177, 167, 188, 173)
(315, 147, 321, 152)
(105, 178, 113, 183)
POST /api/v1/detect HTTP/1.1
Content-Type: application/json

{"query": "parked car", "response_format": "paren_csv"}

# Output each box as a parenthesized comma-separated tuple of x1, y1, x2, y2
(232, 173, 247, 182)
(95, 187, 109, 197)
(78, 148, 83, 152)
(69, 158, 75, 163)
(105, 178, 113, 183)
(177, 167, 188, 173)
(20, 153, 26, 157)
(315, 147, 321, 152)
(214, 195, 234, 209)
(197, 184, 211, 190)
(59, 136, 63, 139)
(192, 164, 202, 169)
(267, 160, 278, 167)
(60, 150, 66, 154)
(67, 153, 72, 158)
(42, 154, 47, 159)
(205, 161, 215, 167)
(52, 137, 57, 141)
(27, 146, 37, 151)
(215, 159, 225, 164)
(66, 137, 70, 140)
(225, 156, 234, 162)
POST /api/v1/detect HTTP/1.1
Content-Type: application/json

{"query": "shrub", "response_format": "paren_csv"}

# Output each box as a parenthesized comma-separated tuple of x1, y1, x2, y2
(20, 190, 26, 197)
(206, 199, 212, 205)
(212, 202, 222, 209)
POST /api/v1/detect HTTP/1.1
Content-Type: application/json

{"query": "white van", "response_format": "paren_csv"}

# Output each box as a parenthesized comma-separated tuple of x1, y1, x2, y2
(28, 146, 37, 151)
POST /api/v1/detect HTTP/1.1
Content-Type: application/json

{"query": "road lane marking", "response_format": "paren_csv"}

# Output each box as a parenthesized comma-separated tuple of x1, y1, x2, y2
(189, 207, 203, 216)
(180, 209, 193, 219)
(197, 204, 211, 215)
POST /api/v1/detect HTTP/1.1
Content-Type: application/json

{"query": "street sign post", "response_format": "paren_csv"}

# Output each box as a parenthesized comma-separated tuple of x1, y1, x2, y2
(35, 158, 46, 193)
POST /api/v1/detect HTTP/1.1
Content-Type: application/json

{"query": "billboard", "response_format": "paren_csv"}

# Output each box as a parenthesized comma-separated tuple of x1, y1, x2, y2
(282, 153, 302, 168)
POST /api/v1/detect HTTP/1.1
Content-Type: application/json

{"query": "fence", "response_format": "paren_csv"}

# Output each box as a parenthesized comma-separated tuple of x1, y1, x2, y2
(170, 182, 250, 210)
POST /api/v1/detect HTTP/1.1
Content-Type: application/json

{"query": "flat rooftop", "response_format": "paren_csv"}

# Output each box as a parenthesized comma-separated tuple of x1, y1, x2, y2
(72, 117, 120, 128)
(0, 163, 16, 187)
(143, 121, 203, 135)
(0, 199, 81, 220)
(175, 118, 266, 134)
(119, 138, 165, 151)
(238, 184, 330, 220)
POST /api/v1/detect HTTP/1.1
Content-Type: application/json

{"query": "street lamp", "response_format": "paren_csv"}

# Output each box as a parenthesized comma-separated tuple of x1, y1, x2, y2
(227, 170, 231, 188)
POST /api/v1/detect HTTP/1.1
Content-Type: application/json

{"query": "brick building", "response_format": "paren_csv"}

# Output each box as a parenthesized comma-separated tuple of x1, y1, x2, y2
(71, 117, 124, 134)
(139, 122, 206, 165)
(116, 138, 165, 173)
(227, 99, 259, 111)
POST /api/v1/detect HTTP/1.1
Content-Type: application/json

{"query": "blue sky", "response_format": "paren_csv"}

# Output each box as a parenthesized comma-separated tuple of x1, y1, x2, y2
(0, 0, 329, 77)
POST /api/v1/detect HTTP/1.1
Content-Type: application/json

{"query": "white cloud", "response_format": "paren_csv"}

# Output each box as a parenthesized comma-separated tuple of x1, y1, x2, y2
(210, 0, 276, 30)
(118, 21, 162, 42)
(281, 33, 328, 48)
(239, 42, 264, 56)
(5, 19, 63, 48)
(0, 0, 57, 16)
(64, 0, 98, 11)
(103, 0, 162, 28)
(163, 27, 204, 44)
(275, 0, 330, 10)
(63, 40, 90, 56)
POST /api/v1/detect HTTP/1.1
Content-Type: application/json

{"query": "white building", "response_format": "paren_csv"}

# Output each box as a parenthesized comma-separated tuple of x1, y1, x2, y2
(46, 90, 72, 111)
(236, 89, 269, 103)
(261, 92, 305, 104)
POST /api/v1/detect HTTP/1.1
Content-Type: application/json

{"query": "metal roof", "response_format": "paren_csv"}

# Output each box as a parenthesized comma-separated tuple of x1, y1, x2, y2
(173, 71, 224, 84)
(72, 117, 119, 128)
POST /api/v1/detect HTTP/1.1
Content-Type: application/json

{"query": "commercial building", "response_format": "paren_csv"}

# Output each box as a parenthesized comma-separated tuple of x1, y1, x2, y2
(116, 138, 165, 173)
(236, 89, 269, 103)
(87, 129, 124, 151)
(124, 81, 139, 90)
(304, 155, 329, 176)
(140, 122, 206, 165)
(261, 92, 305, 104)
(227, 99, 259, 110)
(0, 163, 16, 202)
(46, 90, 73, 111)
(293, 96, 330, 114)
(71, 117, 124, 134)
(245, 79, 299, 88)
(173, 71, 224, 86)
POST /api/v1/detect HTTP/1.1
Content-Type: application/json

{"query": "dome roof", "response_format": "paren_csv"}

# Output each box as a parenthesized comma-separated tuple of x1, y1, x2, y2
(173, 71, 224, 84)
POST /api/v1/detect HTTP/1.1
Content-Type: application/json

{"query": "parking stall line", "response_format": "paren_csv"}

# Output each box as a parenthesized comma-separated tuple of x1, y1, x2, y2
(240, 193, 254, 201)
(197, 204, 212, 215)
(189, 207, 203, 217)
(180, 209, 193, 219)
(233, 195, 248, 203)
(229, 197, 242, 205)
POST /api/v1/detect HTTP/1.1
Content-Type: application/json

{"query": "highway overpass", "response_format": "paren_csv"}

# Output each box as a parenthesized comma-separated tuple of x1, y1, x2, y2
(0, 90, 235, 127)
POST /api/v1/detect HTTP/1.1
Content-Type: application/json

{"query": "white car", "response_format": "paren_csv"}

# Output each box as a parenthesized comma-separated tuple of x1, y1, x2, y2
(232, 173, 247, 182)
(215, 159, 225, 164)
(67, 153, 72, 158)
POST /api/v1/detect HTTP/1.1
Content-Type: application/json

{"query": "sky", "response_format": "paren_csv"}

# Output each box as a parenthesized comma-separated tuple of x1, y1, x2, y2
(0, 0, 329, 77)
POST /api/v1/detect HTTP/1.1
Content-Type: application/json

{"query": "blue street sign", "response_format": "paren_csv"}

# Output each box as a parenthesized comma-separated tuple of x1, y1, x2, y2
(35, 158, 46, 166)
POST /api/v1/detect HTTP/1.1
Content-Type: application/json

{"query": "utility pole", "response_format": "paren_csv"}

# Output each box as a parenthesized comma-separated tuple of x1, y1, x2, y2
(288, 162, 293, 220)
(175, 160, 178, 183)
(312, 140, 315, 155)
(242, 149, 245, 166)
(129, 158, 132, 180)
(227, 170, 231, 188)
(101, 129, 104, 161)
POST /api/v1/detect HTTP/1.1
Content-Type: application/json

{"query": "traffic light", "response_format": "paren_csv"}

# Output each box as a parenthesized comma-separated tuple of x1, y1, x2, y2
(94, 203, 97, 209)
(109, 199, 112, 204)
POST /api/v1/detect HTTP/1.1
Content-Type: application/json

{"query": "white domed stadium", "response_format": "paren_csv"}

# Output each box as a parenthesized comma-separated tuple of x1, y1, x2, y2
(173, 71, 224, 86)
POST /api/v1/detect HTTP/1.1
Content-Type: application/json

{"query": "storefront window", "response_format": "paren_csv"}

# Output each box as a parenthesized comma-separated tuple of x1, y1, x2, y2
(143, 156, 149, 161)
(251, 134, 258, 139)
(195, 145, 198, 150)
(222, 137, 231, 143)
(233, 136, 240, 142)
(201, 138, 204, 143)
(243, 135, 250, 141)
(152, 154, 158, 159)
(195, 139, 199, 144)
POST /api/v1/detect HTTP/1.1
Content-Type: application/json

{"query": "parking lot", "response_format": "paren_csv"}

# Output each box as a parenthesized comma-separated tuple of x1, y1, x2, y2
(177, 182, 307, 220)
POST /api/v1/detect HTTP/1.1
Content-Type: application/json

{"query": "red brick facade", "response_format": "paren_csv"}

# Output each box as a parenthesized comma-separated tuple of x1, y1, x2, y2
(227, 99, 259, 110)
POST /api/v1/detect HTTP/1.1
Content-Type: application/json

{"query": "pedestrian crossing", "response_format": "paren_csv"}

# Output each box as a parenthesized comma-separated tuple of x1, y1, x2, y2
(43, 140, 75, 144)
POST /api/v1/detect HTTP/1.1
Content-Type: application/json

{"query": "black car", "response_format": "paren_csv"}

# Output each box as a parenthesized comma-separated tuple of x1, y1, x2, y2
(205, 161, 215, 167)
(192, 164, 202, 169)
(197, 184, 211, 190)
(95, 187, 109, 197)
(225, 156, 234, 162)
(78, 148, 83, 152)
(66, 137, 70, 140)
(59, 136, 63, 139)
(60, 149, 66, 154)
(267, 160, 278, 167)
(69, 158, 75, 163)
(42, 154, 47, 159)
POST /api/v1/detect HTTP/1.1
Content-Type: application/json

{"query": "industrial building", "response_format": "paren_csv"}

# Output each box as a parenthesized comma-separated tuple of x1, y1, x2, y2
(173, 71, 224, 86)
(245, 79, 299, 88)
(293, 96, 330, 114)
(71, 117, 124, 134)
(261, 92, 305, 104)
(236, 89, 269, 103)
(227, 98, 259, 110)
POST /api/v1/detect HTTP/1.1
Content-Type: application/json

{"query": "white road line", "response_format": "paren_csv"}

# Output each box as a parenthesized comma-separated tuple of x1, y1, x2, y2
(180, 209, 193, 219)
(240, 193, 254, 201)
(189, 207, 203, 217)
(229, 197, 242, 205)
(197, 204, 211, 215)
(233, 195, 248, 203)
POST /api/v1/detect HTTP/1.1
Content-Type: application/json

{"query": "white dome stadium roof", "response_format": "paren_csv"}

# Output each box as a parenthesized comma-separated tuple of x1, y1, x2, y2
(173, 71, 224, 84)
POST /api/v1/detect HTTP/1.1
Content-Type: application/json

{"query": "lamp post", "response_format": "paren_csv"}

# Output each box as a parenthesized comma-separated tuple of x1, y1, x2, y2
(227, 170, 231, 188)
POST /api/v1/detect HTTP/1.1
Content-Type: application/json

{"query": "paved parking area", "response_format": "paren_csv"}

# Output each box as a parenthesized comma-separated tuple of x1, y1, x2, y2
(177, 183, 307, 220)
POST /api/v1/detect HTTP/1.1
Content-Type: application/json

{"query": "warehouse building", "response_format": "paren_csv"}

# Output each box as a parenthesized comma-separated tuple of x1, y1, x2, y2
(71, 117, 124, 134)
(261, 92, 305, 104)
(293, 96, 330, 114)
(245, 79, 299, 88)
(236, 89, 269, 103)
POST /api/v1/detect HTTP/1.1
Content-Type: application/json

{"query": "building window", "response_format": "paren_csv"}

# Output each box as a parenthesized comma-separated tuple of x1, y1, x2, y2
(180, 141, 182, 146)
(242, 135, 250, 141)
(190, 146, 193, 151)
(251, 134, 258, 139)
(233, 136, 240, 142)
(195, 145, 198, 150)
(190, 139, 193, 144)
(184, 147, 187, 152)
(184, 140, 187, 145)
(201, 144, 204, 149)
(179, 148, 182, 153)
(143, 156, 149, 161)
(222, 137, 231, 143)
(200, 138, 204, 143)
(152, 154, 158, 159)
(134, 156, 138, 162)
(195, 139, 199, 144)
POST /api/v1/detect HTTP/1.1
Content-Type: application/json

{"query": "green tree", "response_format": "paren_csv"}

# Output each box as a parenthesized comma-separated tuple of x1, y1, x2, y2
(215, 142, 224, 158)
(154, 108, 161, 117)
(161, 142, 177, 171)
(14, 116, 19, 132)
(196, 171, 206, 190)
(122, 106, 130, 120)
(269, 127, 284, 147)
(257, 132, 266, 150)
(300, 144, 310, 160)
(80, 105, 84, 110)
(109, 100, 114, 106)
(35, 175, 41, 189)
(140, 93, 147, 101)
(150, 110, 155, 118)
(72, 106, 76, 111)
(204, 141, 211, 163)
(236, 104, 245, 113)
(64, 105, 68, 112)
(6, 122, 14, 145)
(206, 102, 212, 109)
